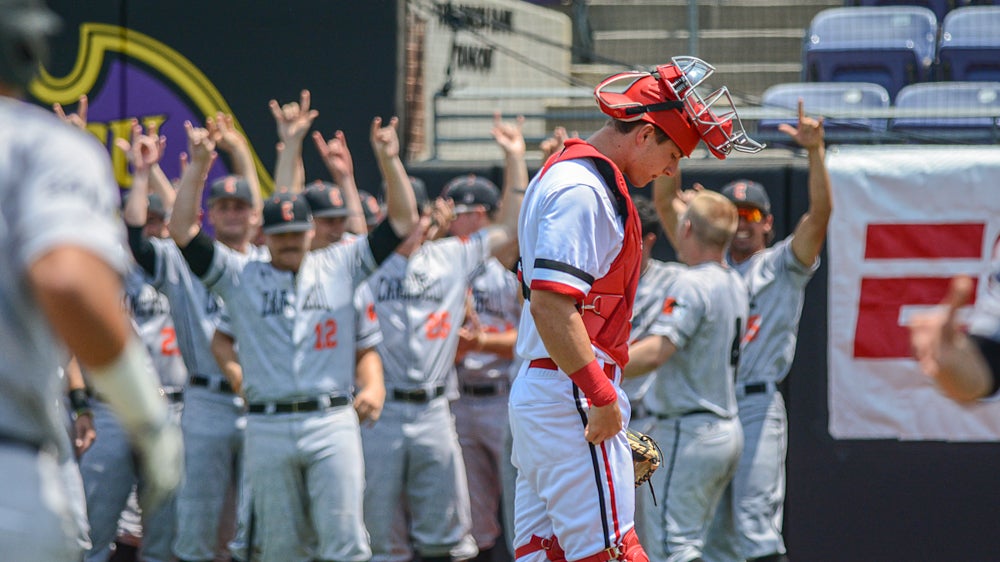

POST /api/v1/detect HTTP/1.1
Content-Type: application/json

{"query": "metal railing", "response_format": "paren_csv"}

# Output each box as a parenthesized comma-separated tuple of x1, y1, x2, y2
(431, 87, 1000, 158)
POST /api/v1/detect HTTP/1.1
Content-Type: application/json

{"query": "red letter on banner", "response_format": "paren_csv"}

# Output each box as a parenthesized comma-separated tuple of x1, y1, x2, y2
(853, 223, 983, 359)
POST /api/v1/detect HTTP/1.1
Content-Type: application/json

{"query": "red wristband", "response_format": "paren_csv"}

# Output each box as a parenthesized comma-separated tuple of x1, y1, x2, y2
(568, 360, 617, 407)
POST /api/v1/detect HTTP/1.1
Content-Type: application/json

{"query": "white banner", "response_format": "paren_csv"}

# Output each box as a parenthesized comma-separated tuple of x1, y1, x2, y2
(827, 145, 1000, 441)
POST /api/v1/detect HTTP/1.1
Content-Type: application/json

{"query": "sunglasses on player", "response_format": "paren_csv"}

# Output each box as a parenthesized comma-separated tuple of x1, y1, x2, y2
(737, 207, 765, 223)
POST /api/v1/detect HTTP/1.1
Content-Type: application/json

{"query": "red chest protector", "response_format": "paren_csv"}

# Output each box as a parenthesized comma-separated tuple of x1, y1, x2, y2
(533, 139, 642, 367)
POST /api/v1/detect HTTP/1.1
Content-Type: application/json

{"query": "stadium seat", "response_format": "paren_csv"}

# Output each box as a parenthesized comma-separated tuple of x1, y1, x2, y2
(804, 6, 938, 100)
(855, 0, 956, 24)
(889, 81, 1000, 142)
(758, 82, 891, 144)
(937, 6, 1000, 81)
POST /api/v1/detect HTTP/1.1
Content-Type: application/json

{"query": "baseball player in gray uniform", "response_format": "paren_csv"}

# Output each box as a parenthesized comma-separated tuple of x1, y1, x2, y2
(0, 2, 181, 558)
(122, 121, 261, 562)
(623, 195, 682, 428)
(170, 116, 417, 562)
(656, 102, 830, 562)
(625, 191, 748, 562)
(361, 117, 524, 562)
(446, 175, 522, 561)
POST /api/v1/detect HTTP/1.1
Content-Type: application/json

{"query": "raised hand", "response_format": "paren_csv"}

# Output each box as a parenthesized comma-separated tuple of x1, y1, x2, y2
(184, 120, 217, 168)
(53, 95, 88, 130)
(370, 116, 401, 160)
(269, 89, 319, 144)
(206, 112, 247, 154)
(115, 120, 163, 175)
(539, 126, 577, 160)
(910, 276, 974, 381)
(778, 99, 825, 151)
(313, 130, 355, 182)
(491, 113, 526, 158)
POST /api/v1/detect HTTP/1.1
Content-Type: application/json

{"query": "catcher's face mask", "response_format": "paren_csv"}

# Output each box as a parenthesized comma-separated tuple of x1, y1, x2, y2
(594, 56, 764, 159)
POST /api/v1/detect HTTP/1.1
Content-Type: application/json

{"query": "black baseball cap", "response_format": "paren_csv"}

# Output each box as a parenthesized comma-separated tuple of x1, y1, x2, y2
(358, 190, 383, 227)
(443, 174, 500, 213)
(303, 180, 350, 218)
(721, 179, 771, 214)
(262, 190, 313, 234)
(121, 192, 167, 218)
(207, 175, 254, 205)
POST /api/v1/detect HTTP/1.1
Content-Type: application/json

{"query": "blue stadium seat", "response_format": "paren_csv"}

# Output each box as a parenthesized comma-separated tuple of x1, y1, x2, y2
(856, 0, 956, 24)
(890, 81, 1000, 142)
(804, 6, 938, 100)
(938, 6, 1000, 81)
(758, 82, 891, 144)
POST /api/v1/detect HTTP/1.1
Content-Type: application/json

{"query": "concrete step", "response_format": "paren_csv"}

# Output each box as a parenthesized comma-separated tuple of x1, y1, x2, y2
(587, 0, 842, 32)
(592, 31, 805, 66)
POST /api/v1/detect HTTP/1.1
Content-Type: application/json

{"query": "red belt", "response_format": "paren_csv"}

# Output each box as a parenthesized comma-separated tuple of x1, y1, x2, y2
(528, 358, 617, 379)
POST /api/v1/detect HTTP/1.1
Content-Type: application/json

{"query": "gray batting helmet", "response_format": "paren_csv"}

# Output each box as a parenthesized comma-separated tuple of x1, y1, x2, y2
(0, 0, 60, 91)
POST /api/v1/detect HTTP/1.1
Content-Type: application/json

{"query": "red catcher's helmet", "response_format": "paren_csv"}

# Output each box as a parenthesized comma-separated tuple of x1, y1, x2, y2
(594, 56, 764, 159)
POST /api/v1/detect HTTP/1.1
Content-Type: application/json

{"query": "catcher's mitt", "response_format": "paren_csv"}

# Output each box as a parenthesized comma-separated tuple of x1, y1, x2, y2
(626, 428, 662, 487)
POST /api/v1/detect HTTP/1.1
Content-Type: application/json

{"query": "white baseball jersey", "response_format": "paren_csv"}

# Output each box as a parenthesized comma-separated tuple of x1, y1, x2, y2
(729, 237, 818, 385)
(515, 158, 624, 364)
(644, 262, 749, 418)
(457, 258, 521, 385)
(123, 267, 188, 391)
(0, 99, 125, 450)
(622, 259, 682, 406)
(368, 231, 491, 393)
(201, 239, 379, 403)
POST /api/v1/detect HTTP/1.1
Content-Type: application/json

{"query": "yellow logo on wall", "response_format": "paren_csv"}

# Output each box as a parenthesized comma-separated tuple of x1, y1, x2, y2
(30, 23, 273, 192)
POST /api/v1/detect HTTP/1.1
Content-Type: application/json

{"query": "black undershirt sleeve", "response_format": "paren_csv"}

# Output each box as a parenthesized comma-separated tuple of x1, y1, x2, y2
(367, 219, 405, 266)
(126, 226, 157, 276)
(179, 231, 216, 278)
(970, 334, 1000, 397)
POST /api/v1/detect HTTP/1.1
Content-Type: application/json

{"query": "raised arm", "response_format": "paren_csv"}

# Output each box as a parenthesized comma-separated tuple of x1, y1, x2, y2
(314, 129, 366, 235)
(147, 131, 176, 214)
(208, 112, 262, 216)
(783, 99, 832, 267)
(119, 121, 162, 228)
(270, 89, 319, 193)
(168, 121, 216, 247)
(369, 116, 418, 237)
(652, 172, 690, 251)
(910, 276, 994, 402)
(484, 114, 526, 255)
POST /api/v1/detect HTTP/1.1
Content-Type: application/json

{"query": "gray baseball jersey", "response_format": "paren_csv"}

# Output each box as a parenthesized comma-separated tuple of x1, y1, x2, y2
(644, 262, 749, 418)
(0, 98, 126, 562)
(0, 99, 125, 451)
(456, 257, 521, 385)
(728, 237, 818, 385)
(369, 231, 491, 393)
(202, 239, 379, 402)
(123, 267, 188, 391)
(623, 259, 682, 408)
(146, 237, 266, 377)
